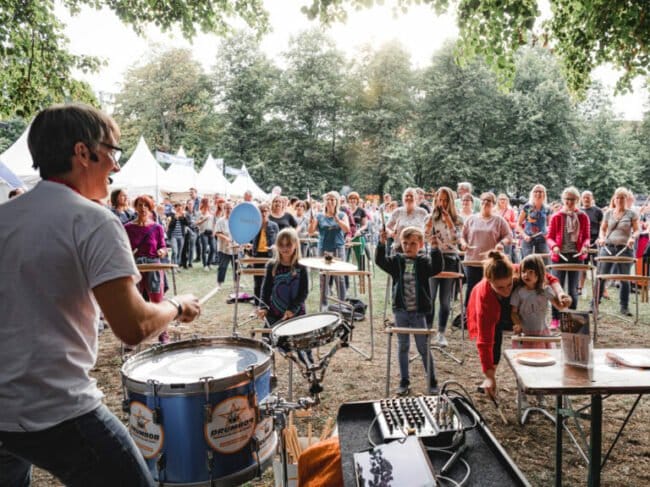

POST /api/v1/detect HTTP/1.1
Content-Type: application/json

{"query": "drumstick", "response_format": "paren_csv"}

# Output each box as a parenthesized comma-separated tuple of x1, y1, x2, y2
(307, 422, 312, 446)
(615, 246, 628, 257)
(558, 252, 568, 262)
(603, 245, 612, 255)
(320, 418, 334, 440)
(199, 285, 222, 305)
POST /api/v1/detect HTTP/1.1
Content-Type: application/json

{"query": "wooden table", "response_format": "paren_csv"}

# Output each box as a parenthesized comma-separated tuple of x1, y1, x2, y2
(504, 348, 650, 487)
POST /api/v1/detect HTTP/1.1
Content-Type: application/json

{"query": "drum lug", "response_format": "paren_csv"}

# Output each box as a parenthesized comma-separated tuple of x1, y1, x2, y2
(246, 366, 257, 409)
(122, 398, 130, 413)
(147, 379, 162, 424)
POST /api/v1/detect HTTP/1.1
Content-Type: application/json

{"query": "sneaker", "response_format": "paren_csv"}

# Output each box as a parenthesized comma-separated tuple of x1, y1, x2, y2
(549, 318, 560, 330)
(396, 383, 410, 396)
(436, 333, 448, 347)
(621, 308, 633, 317)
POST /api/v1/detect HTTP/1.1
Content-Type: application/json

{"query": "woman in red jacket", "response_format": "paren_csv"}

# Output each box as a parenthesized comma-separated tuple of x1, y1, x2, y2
(467, 251, 569, 398)
(546, 186, 590, 329)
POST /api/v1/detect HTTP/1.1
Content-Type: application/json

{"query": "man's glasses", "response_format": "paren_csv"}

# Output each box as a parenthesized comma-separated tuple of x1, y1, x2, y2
(100, 142, 123, 162)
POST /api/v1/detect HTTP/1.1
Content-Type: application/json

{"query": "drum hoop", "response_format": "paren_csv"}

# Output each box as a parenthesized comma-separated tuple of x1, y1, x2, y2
(121, 336, 272, 396)
(272, 312, 341, 337)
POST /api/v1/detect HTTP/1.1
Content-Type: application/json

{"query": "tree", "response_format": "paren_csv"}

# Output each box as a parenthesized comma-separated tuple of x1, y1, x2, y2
(1, 1, 99, 118)
(305, 0, 650, 94)
(212, 31, 278, 173)
(573, 82, 645, 204)
(270, 28, 350, 195)
(112, 48, 219, 165)
(500, 46, 576, 198)
(348, 40, 416, 195)
(416, 42, 508, 193)
(0, 118, 28, 153)
(1, 0, 269, 118)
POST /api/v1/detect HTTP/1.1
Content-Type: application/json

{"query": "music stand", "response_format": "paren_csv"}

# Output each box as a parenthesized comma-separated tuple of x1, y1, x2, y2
(233, 256, 269, 334)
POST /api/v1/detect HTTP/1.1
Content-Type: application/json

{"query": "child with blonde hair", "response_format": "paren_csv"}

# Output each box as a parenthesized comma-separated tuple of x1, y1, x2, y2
(257, 228, 308, 326)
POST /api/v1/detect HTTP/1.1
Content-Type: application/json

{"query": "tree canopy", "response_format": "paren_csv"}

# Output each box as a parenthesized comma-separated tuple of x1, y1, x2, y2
(1, 0, 268, 119)
(305, 0, 650, 94)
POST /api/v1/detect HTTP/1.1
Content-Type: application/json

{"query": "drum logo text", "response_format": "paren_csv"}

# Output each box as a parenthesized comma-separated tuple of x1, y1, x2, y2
(129, 401, 163, 459)
(205, 396, 256, 454)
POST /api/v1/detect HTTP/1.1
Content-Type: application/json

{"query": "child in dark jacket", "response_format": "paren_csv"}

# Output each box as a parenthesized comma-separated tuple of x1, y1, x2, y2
(376, 226, 443, 395)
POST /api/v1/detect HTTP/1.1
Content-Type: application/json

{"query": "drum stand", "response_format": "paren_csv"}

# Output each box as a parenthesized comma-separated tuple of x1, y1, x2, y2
(260, 395, 317, 487)
(276, 321, 352, 402)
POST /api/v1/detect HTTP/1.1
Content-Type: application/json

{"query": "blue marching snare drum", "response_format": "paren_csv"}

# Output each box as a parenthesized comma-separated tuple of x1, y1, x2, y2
(121, 336, 276, 486)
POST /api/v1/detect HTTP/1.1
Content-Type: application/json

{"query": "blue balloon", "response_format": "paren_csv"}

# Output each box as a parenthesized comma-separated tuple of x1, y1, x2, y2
(229, 202, 262, 244)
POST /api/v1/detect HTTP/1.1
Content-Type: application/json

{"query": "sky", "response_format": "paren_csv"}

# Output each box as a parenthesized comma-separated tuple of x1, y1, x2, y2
(57, 0, 648, 120)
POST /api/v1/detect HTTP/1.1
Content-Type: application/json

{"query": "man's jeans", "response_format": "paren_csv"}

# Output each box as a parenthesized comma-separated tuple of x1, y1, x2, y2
(0, 404, 153, 487)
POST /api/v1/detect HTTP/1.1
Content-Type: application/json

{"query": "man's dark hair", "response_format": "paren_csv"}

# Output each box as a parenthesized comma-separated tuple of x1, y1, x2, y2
(110, 188, 125, 208)
(8, 188, 22, 199)
(28, 103, 116, 179)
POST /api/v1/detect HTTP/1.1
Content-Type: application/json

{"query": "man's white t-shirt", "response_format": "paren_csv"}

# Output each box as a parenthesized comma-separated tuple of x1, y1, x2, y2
(0, 181, 139, 432)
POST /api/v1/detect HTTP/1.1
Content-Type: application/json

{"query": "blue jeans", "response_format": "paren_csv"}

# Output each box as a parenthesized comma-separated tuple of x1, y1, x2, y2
(319, 247, 346, 309)
(521, 235, 549, 264)
(598, 245, 633, 309)
(551, 254, 581, 319)
(169, 235, 184, 266)
(0, 404, 153, 487)
(464, 265, 484, 311)
(394, 310, 436, 387)
(430, 277, 454, 333)
(217, 252, 238, 285)
(199, 232, 215, 267)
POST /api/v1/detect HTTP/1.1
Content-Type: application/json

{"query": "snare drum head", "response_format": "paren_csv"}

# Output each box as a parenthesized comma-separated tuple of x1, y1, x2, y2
(272, 312, 340, 337)
(123, 337, 269, 385)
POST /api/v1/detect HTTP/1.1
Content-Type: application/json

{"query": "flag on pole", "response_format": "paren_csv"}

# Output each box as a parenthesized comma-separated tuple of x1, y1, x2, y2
(155, 150, 194, 167)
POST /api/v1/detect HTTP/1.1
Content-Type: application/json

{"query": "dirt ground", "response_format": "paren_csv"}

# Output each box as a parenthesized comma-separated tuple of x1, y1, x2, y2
(33, 267, 650, 486)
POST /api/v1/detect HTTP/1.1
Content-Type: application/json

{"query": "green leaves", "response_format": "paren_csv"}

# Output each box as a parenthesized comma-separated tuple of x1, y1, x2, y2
(1, 0, 269, 119)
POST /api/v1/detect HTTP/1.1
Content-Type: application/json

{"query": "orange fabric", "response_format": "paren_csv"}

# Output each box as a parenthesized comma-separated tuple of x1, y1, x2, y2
(297, 437, 343, 487)
(257, 227, 268, 253)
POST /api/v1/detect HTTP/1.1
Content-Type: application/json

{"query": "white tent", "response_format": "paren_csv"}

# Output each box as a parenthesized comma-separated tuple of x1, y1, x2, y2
(229, 165, 268, 200)
(161, 146, 199, 193)
(197, 154, 232, 196)
(110, 136, 171, 201)
(0, 126, 40, 187)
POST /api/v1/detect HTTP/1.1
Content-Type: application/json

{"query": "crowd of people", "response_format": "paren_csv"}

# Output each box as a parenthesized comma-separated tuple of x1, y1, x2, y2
(4, 102, 650, 486)
(97, 179, 650, 396)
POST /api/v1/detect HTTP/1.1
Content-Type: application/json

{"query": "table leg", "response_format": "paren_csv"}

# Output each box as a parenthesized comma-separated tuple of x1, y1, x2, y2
(555, 394, 563, 487)
(588, 394, 602, 487)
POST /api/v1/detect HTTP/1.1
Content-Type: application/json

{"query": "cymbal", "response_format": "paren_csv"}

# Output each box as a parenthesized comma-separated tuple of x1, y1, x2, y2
(298, 257, 358, 272)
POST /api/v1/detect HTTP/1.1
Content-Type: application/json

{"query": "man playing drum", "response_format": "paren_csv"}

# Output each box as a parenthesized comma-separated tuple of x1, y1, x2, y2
(0, 104, 200, 486)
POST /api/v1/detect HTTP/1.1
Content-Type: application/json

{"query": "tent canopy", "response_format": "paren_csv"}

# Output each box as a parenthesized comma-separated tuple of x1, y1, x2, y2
(110, 136, 171, 200)
(197, 154, 232, 196)
(0, 125, 40, 186)
(229, 165, 268, 201)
